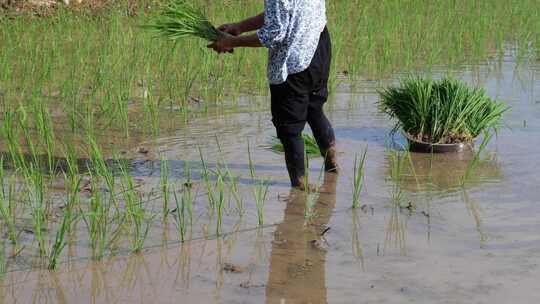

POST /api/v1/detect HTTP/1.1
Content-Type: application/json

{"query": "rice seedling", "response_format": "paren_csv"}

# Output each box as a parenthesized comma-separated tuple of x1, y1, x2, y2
(160, 157, 171, 218)
(86, 135, 120, 218)
(81, 176, 108, 260)
(47, 207, 71, 270)
(252, 178, 269, 226)
(0, 158, 18, 245)
(182, 160, 193, 223)
(215, 137, 243, 215)
(270, 133, 321, 158)
(0, 239, 5, 278)
(143, 94, 160, 138)
(22, 165, 48, 258)
(1, 111, 26, 171)
(352, 147, 368, 209)
(172, 184, 188, 242)
(198, 146, 215, 210)
(215, 174, 226, 235)
(119, 165, 152, 254)
(144, 1, 220, 42)
(17, 106, 40, 168)
(379, 76, 508, 144)
(247, 140, 255, 180)
(30, 99, 56, 173)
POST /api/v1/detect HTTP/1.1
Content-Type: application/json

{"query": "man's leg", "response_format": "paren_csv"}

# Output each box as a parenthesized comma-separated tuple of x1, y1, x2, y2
(307, 101, 338, 172)
(306, 27, 338, 172)
(270, 73, 311, 188)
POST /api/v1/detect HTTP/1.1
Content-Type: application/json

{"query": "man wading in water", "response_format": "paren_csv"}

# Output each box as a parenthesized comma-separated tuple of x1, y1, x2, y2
(208, 0, 338, 190)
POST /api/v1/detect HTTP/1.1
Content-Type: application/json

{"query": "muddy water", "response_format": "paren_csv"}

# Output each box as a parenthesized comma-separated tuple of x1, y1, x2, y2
(1, 56, 540, 303)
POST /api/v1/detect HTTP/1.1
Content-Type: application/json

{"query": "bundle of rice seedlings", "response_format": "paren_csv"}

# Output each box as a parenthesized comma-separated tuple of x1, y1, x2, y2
(144, 0, 220, 42)
(271, 133, 321, 158)
(379, 76, 508, 144)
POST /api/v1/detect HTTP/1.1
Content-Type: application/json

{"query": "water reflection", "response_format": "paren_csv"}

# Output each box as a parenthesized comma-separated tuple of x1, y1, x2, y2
(397, 151, 502, 193)
(265, 173, 337, 304)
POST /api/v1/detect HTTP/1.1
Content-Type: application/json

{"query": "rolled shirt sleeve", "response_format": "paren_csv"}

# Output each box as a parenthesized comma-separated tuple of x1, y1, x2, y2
(257, 0, 291, 49)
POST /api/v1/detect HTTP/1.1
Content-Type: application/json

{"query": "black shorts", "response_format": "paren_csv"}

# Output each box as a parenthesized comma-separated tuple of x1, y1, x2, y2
(270, 27, 332, 138)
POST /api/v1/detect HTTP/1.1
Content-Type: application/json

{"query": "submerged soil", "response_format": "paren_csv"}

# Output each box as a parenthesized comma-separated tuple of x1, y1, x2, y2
(1, 56, 540, 303)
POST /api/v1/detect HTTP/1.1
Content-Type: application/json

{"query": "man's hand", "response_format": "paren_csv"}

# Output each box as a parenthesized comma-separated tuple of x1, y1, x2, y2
(218, 23, 243, 36)
(207, 32, 237, 54)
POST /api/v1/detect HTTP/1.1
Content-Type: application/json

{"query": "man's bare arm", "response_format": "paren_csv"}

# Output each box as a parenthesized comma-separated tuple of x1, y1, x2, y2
(219, 13, 265, 36)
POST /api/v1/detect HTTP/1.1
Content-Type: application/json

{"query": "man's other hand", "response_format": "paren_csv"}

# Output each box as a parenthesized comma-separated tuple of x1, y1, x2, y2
(218, 23, 243, 36)
(207, 32, 236, 54)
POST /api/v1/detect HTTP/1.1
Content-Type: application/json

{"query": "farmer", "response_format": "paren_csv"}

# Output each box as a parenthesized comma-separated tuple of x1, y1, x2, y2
(208, 0, 338, 189)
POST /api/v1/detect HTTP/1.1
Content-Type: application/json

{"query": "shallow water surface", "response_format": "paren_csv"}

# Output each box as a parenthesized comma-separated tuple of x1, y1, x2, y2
(1, 57, 540, 303)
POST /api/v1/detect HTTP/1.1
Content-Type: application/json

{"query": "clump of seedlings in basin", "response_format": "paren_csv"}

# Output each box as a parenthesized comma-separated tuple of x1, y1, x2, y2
(271, 133, 321, 158)
(352, 147, 368, 209)
(379, 76, 508, 144)
(144, 0, 220, 42)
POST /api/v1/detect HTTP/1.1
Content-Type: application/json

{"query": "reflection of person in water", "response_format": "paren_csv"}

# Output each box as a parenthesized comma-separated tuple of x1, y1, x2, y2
(265, 174, 337, 304)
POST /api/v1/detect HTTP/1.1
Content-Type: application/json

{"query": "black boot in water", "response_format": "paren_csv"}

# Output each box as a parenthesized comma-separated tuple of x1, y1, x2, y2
(281, 135, 307, 189)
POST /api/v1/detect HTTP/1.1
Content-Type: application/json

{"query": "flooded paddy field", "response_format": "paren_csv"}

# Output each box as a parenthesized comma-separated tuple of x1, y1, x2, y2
(0, 55, 539, 303)
(1, 1, 540, 303)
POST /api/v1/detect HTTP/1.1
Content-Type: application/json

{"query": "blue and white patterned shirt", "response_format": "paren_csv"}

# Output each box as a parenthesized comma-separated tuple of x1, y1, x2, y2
(257, 0, 327, 85)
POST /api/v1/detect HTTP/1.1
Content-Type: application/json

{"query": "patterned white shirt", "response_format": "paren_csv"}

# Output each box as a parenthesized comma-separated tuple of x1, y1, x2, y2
(257, 0, 327, 85)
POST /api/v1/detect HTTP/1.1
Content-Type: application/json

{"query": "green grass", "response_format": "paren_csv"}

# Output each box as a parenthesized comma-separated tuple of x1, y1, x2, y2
(380, 76, 508, 144)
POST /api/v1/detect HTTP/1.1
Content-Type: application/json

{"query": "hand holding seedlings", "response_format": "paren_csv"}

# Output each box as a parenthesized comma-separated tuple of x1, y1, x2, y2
(207, 32, 263, 54)
(206, 31, 236, 54)
(217, 23, 243, 36)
